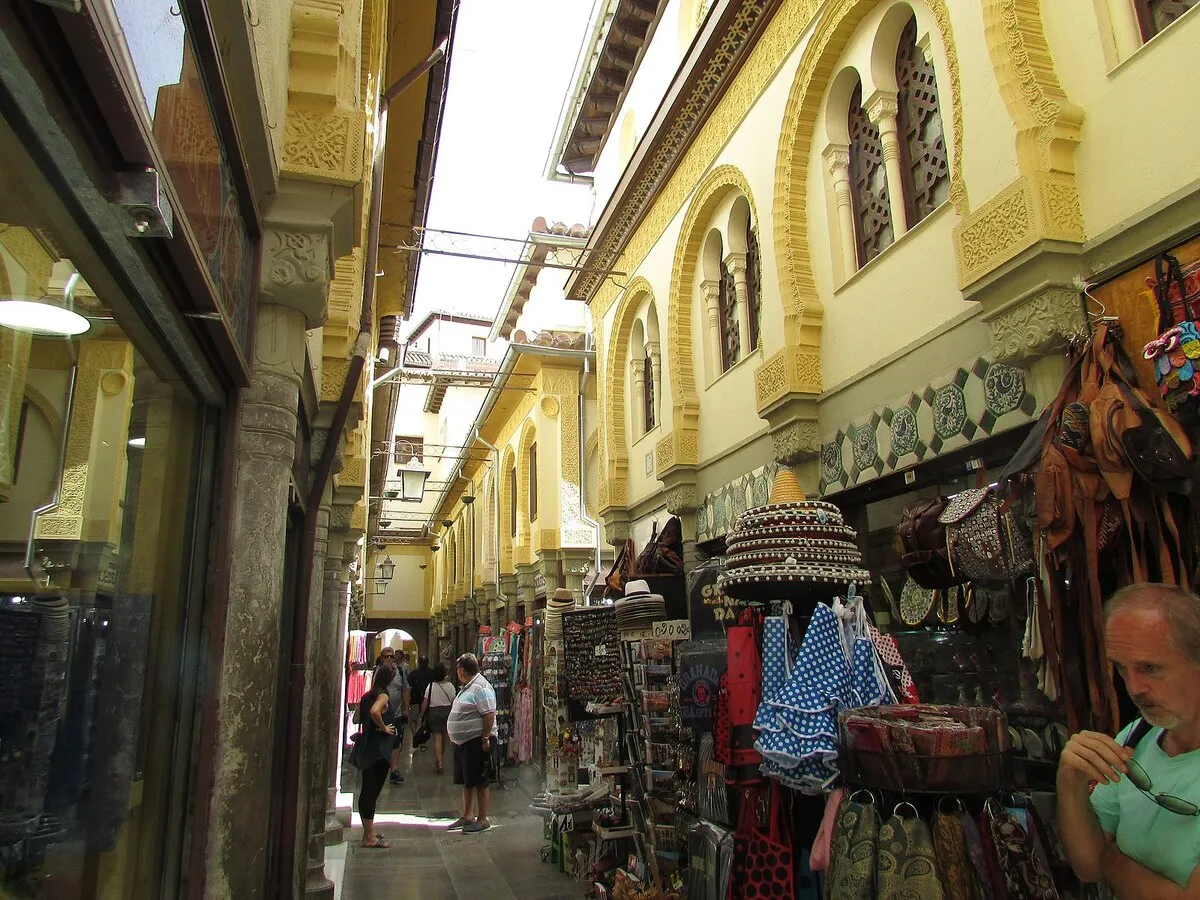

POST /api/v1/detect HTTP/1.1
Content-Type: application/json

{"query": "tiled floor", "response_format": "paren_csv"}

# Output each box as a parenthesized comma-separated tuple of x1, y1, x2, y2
(333, 740, 581, 899)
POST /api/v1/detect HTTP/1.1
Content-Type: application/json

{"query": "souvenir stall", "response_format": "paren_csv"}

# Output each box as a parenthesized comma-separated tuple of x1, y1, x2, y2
(344, 629, 375, 747)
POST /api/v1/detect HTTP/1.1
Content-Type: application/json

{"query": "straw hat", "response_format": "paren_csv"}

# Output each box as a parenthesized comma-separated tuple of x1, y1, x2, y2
(551, 587, 575, 602)
(622, 579, 652, 600)
(769, 469, 806, 505)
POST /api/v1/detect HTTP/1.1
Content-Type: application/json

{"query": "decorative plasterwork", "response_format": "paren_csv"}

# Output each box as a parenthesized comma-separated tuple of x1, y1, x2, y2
(754, 347, 821, 413)
(602, 275, 655, 511)
(260, 228, 333, 328)
(772, 0, 968, 395)
(282, 102, 366, 186)
(578, 0, 778, 313)
(952, 172, 1084, 288)
(953, 0, 1085, 289)
(663, 481, 699, 516)
(982, 285, 1086, 363)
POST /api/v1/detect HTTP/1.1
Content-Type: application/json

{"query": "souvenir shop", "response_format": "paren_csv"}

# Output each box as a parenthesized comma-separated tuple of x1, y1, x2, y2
(473, 624, 537, 777)
(523, 246, 1200, 900)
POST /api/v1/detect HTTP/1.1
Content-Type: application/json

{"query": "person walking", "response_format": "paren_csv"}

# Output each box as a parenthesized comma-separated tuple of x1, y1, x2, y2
(408, 655, 434, 750)
(445, 653, 497, 834)
(355, 663, 398, 849)
(418, 662, 456, 774)
(379, 648, 409, 785)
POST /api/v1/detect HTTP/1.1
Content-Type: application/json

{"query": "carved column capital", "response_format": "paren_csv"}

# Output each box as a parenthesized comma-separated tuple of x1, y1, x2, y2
(983, 285, 1087, 364)
(260, 227, 333, 329)
(822, 142, 851, 177)
(723, 251, 748, 282)
(865, 90, 900, 129)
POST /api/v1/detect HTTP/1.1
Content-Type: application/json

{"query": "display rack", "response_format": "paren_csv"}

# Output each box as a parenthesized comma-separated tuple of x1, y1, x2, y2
(480, 645, 515, 790)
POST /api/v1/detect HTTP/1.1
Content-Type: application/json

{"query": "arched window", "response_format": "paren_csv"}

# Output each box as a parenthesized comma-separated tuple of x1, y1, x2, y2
(848, 82, 894, 266)
(718, 239, 741, 371)
(745, 224, 762, 352)
(895, 16, 949, 228)
(643, 355, 655, 432)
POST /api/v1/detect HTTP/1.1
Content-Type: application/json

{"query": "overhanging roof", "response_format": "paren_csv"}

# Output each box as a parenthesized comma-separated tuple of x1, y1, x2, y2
(490, 217, 589, 342)
(547, 0, 668, 178)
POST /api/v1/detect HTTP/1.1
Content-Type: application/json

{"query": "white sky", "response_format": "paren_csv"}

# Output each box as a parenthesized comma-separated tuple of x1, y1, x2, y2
(408, 0, 598, 327)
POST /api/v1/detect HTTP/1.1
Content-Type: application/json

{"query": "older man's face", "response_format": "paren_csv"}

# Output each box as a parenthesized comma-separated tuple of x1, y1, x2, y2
(1106, 605, 1200, 730)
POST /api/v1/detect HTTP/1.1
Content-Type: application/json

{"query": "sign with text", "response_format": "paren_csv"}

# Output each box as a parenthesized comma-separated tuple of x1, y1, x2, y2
(687, 556, 747, 639)
(652, 619, 692, 641)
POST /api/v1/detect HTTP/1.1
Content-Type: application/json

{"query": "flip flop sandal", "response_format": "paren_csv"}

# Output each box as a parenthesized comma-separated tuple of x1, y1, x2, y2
(362, 840, 390, 849)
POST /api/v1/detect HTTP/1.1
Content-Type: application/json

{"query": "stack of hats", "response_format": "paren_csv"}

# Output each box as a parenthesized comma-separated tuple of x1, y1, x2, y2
(718, 470, 871, 602)
(614, 579, 666, 634)
(544, 588, 576, 641)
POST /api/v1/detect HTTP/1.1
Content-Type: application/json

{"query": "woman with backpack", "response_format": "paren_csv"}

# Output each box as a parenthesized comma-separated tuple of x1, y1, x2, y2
(418, 662, 456, 774)
(354, 663, 398, 848)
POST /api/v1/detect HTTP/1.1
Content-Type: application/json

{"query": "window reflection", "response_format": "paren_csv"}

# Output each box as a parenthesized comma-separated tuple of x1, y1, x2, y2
(0, 117, 200, 900)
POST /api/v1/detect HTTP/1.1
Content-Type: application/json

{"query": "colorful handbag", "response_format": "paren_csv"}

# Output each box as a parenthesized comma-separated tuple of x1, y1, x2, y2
(939, 488, 1035, 583)
(826, 793, 879, 900)
(1143, 252, 1200, 415)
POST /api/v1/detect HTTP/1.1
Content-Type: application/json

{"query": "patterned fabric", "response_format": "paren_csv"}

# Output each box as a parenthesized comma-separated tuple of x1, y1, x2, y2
(851, 637, 890, 706)
(811, 788, 845, 872)
(867, 623, 920, 703)
(985, 805, 1060, 900)
(827, 798, 879, 900)
(933, 809, 978, 900)
(732, 787, 794, 899)
(876, 811, 947, 899)
(960, 812, 996, 900)
(714, 672, 732, 766)
(727, 618, 763, 769)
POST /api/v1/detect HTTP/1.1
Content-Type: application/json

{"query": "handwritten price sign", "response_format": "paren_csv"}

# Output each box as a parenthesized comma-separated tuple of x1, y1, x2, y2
(652, 619, 692, 641)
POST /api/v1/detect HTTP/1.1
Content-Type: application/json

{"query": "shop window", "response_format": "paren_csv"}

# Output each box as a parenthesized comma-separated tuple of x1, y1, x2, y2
(848, 82, 894, 266)
(393, 435, 423, 464)
(643, 355, 656, 432)
(529, 443, 538, 522)
(746, 225, 762, 352)
(1134, 0, 1198, 38)
(1, 115, 208, 900)
(718, 261, 741, 371)
(509, 468, 517, 537)
(895, 16, 950, 228)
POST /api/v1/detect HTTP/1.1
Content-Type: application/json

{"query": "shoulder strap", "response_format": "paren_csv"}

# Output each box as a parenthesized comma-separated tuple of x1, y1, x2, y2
(1124, 718, 1154, 749)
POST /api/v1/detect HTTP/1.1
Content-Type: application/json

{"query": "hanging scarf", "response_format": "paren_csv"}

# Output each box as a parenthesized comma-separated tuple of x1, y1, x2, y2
(933, 806, 978, 900)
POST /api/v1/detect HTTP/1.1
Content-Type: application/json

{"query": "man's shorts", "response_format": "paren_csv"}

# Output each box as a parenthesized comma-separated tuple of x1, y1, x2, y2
(451, 736, 490, 788)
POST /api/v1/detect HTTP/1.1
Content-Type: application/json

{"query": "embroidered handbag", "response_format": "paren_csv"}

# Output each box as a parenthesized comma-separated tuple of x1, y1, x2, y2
(875, 803, 947, 900)
(826, 793, 879, 900)
(1143, 252, 1200, 415)
(939, 488, 1035, 583)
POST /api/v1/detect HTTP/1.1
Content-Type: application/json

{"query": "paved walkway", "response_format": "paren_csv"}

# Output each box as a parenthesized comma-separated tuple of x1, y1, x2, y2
(330, 739, 581, 900)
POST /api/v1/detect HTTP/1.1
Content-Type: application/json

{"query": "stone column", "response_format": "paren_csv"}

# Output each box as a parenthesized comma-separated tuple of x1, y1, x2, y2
(323, 530, 351, 844)
(645, 341, 661, 426)
(867, 91, 908, 239)
(630, 357, 646, 439)
(725, 252, 751, 356)
(204, 301, 307, 900)
(302, 491, 334, 900)
(701, 279, 722, 378)
(822, 143, 858, 279)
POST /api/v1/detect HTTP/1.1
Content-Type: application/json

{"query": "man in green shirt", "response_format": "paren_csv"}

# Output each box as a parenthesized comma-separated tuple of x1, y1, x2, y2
(1058, 583, 1200, 897)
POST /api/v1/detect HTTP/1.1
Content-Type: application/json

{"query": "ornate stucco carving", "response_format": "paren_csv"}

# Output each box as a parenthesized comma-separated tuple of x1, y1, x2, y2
(283, 104, 366, 186)
(770, 420, 821, 466)
(754, 348, 822, 414)
(983, 286, 1086, 363)
(260, 229, 332, 328)
(954, 0, 1085, 289)
(664, 482, 699, 515)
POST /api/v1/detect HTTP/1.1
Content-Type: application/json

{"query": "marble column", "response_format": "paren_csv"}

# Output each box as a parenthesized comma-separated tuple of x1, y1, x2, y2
(822, 143, 858, 279)
(204, 302, 307, 900)
(867, 91, 908, 239)
(701, 279, 722, 378)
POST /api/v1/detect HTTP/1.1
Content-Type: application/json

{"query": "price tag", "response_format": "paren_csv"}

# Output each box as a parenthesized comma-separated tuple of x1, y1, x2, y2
(652, 619, 692, 641)
(594, 644, 609, 657)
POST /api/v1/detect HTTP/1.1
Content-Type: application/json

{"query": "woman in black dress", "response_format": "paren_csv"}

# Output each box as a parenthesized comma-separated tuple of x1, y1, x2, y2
(357, 663, 398, 848)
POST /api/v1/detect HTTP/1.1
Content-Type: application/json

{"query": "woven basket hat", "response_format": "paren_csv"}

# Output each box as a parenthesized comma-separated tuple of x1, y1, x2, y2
(769, 469, 807, 505)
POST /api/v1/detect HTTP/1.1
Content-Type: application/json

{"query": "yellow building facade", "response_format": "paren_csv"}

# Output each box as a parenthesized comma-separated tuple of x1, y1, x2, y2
(564, 0, 1200, 554)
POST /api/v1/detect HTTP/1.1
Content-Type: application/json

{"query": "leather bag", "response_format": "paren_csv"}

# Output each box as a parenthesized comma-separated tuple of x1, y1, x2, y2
(898, 497, 961, 589)
(939, 487, 1035, 583)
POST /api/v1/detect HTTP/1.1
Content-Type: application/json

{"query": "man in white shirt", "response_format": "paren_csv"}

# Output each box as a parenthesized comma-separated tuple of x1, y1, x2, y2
(445, 653, 497, 834)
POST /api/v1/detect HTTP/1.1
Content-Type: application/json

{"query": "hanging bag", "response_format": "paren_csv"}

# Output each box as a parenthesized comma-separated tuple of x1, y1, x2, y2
(826, 792, 879, 900)
(729, 786, 795, 899)
(605, 538, 636, 598)
(938, 487, 1035, 583)
(898, 498, 960, 589)
(875, 802, 947, 899)
(1143, 252, 1200, 415)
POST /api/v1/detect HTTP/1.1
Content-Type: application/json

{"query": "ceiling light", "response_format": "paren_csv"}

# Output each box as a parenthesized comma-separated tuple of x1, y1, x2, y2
(128, 437, 146, 449)
(0, 296, 90, 336)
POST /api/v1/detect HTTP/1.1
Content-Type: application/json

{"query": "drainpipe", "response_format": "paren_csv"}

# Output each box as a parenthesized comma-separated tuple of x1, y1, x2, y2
(277, 38, 449, 899)
(577, 330, 602, 603)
